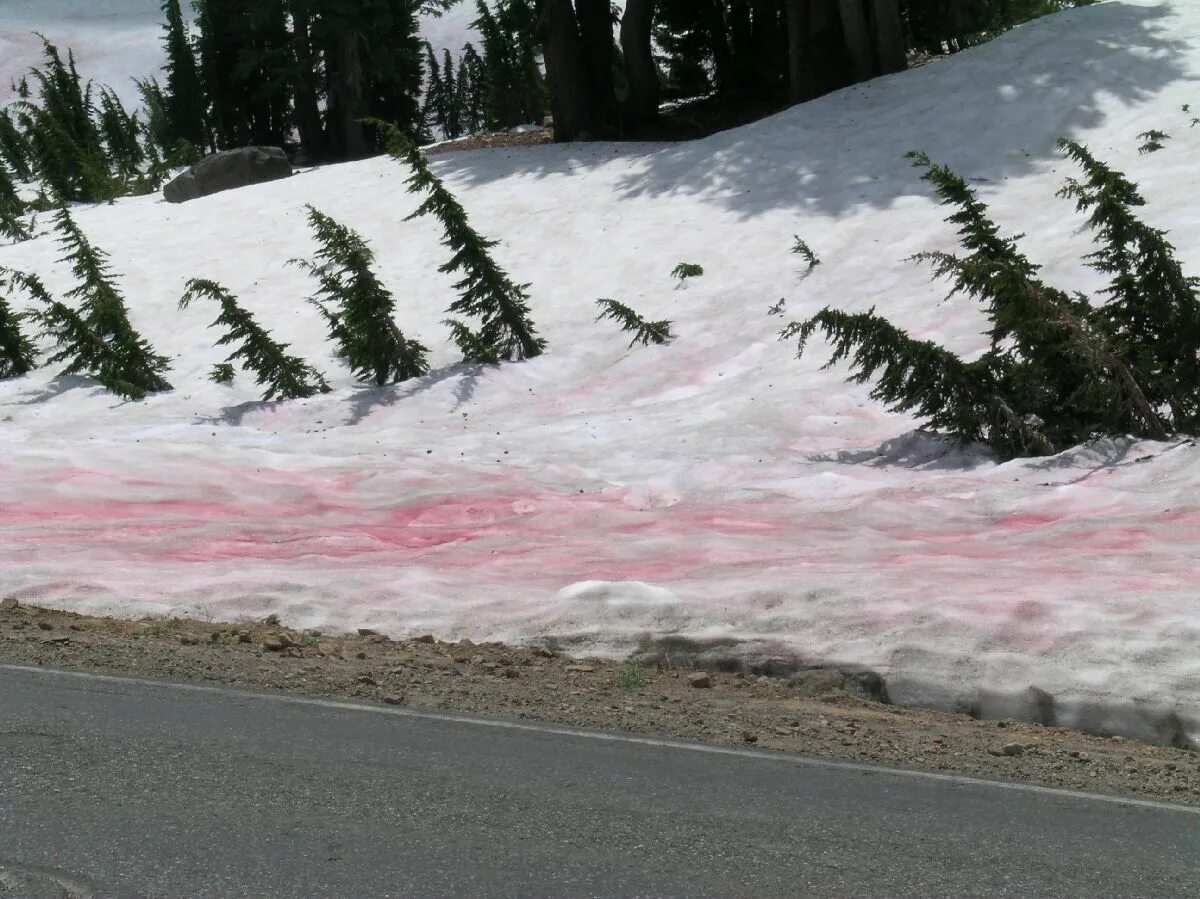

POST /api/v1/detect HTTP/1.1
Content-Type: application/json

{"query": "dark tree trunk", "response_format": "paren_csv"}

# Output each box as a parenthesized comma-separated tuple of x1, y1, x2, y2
(328, 31, 368, 159)
(783, 0, 812, 103)
(620, 0, 659, 132)
(867, 0, 906, 74)
(838, 0, 876, 81)
(575, 0, 621, 136)
(539, 0, 595, 140)
(291, 8, 327, 161)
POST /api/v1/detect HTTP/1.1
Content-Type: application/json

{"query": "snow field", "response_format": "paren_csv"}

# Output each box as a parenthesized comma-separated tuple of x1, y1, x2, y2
(1, 1, 1198, 743)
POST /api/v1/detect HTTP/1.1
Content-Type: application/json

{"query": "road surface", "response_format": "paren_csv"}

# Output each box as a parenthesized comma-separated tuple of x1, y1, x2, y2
(1, 664, 1197, 897)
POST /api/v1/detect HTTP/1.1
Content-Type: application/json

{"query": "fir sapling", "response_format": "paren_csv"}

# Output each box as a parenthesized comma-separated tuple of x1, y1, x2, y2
(9, 207, 172, 399)
(444, 318, 501, 364)
(671, 262, 704, 282)
(791, 236, 821, 268)
(782, 144, 1194, 459)
(1137, 129, 1169, 154)
(181, 279, 330, 401)
(292, 206, 429, 385)
(595, 299, 673, 348)
(370, 119, 546, 362)
(209, 362, 236, 384)
(9, 268, 170, 400)
(0, 274, 38, 378)
(0, 161, 31, 243)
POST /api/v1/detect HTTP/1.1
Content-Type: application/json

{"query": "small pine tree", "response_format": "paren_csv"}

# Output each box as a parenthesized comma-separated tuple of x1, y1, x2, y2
(444, 318, 501, 364)
(0, 275, 38, 378)
(782, 145, 1195, 459)
(373, 119, 546, 361)
(0, 109, 32, 181)
(95, 86, 144, 180)
(292, 206, 429, 385)
(9, 268, 171, 400)
(595, 299, 674, 348)
(792, 236, 821, 268)
(210, 361, 236, 384)
(672, 262, 704, 281)
(181, 279, 330, 400)
(0, 161, 31, 243)
(14, 207, 173, 398)
(1136, 129, 1169, 154)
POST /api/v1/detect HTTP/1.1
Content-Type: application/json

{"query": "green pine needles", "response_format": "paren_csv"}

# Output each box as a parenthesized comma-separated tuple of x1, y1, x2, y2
(0, 276, 37, 378)
(373, 119, 546, 362)
(595, 299, 673, 348)
(293, 205, 429, 385)
(9, 207, 172, 400)
(791, 237, 821, 269)
(782, 143, 1200, 459)
(671, 263, 704, 282)
(1136, 130, 1169, 154)
(181, 279, 329, 401)
(0, 160, 31, 243)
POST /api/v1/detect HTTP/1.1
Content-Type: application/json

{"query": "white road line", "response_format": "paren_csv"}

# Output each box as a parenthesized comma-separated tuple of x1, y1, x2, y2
(4, 662, 1198, 816)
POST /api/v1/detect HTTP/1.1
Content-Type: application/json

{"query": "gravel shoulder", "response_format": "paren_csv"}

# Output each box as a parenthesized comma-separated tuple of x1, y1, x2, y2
(1, 599, 1197, 806)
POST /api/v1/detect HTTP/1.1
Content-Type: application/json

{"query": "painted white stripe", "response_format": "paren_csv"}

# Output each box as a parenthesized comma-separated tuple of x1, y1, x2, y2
(3, 663, 1198, 817)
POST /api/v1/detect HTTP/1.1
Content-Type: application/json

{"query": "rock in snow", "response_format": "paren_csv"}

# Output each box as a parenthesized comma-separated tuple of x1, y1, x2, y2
(163, 147, 293, 204)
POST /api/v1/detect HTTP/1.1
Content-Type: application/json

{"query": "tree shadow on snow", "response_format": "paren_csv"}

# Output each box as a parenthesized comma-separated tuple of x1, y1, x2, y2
(10, 374, 107, 406)
(428, 3, 1193, 221)
(341, 362, 488, 426)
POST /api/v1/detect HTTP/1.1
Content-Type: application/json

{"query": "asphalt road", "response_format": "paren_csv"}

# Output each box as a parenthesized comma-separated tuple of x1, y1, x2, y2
(1, 665, 1197, 898)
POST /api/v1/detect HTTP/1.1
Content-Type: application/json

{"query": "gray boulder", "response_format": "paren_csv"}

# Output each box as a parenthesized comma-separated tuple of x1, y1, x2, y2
(163, 146, 292, 203)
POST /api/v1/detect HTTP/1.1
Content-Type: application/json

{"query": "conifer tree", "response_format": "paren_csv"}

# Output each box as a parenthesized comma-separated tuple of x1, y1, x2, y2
(457, 43, 487, 135)
(10, 208, 173, 399)
(0, 162, 30, 243)
(595, 298, 674, 348)
(421, 43, 448, 140)
(442, 49, 462, 139)
(95, 87, 144, 179)
(782, 145, 1193, 459)
(181, 278, 329, 400)
(0, 275, 37, 378)
(375, 120, 545, 361)
(0, 110, 32, 181)
(292, 206, 429, 385)
(161, 0, 208, 151)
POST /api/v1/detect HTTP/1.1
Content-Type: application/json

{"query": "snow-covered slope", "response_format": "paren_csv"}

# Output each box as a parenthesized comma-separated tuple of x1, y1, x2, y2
(3, 1, 1198, 743)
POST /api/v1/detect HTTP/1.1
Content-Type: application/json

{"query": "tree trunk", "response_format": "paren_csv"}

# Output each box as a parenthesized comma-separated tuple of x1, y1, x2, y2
(867, 0, 906, 75)
(291, 8, 327, 162)
(329, 31, 367, 159)
(538, 0, 595, 141)
(575, 0, 621, 136)
(783, 0, 812, 103)
(620, 0, 659, 132)
(838, 0, 875, 81)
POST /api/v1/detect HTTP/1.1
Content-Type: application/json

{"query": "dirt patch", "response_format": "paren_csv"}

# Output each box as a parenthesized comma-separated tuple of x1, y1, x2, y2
(1, 600, 1197, 806)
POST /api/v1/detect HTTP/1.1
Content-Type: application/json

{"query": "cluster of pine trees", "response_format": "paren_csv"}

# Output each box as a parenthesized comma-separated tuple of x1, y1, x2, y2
(0, 38, 197, 217)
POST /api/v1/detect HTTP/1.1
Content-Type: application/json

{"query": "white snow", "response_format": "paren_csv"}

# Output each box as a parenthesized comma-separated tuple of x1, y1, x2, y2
(2, 0, 1199, 743)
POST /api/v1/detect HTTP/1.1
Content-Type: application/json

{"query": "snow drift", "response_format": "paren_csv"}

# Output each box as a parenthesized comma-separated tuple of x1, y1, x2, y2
(2, 1, 1198, 744)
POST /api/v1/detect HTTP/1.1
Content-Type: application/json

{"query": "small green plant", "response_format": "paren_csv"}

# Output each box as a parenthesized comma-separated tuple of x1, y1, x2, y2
(767, 298, 787, 316)
(263, 613, 281, 627)
(301, 631, 320, 647)
(1137, 129, 1169, 154)
(671, 262, 704, 282)
(617, 663, 647, 690)
(181, 278, 330, 401)
(209, 362, 235, 384)
(791, 236, 821, 268)
(595, 298, 673, 348)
